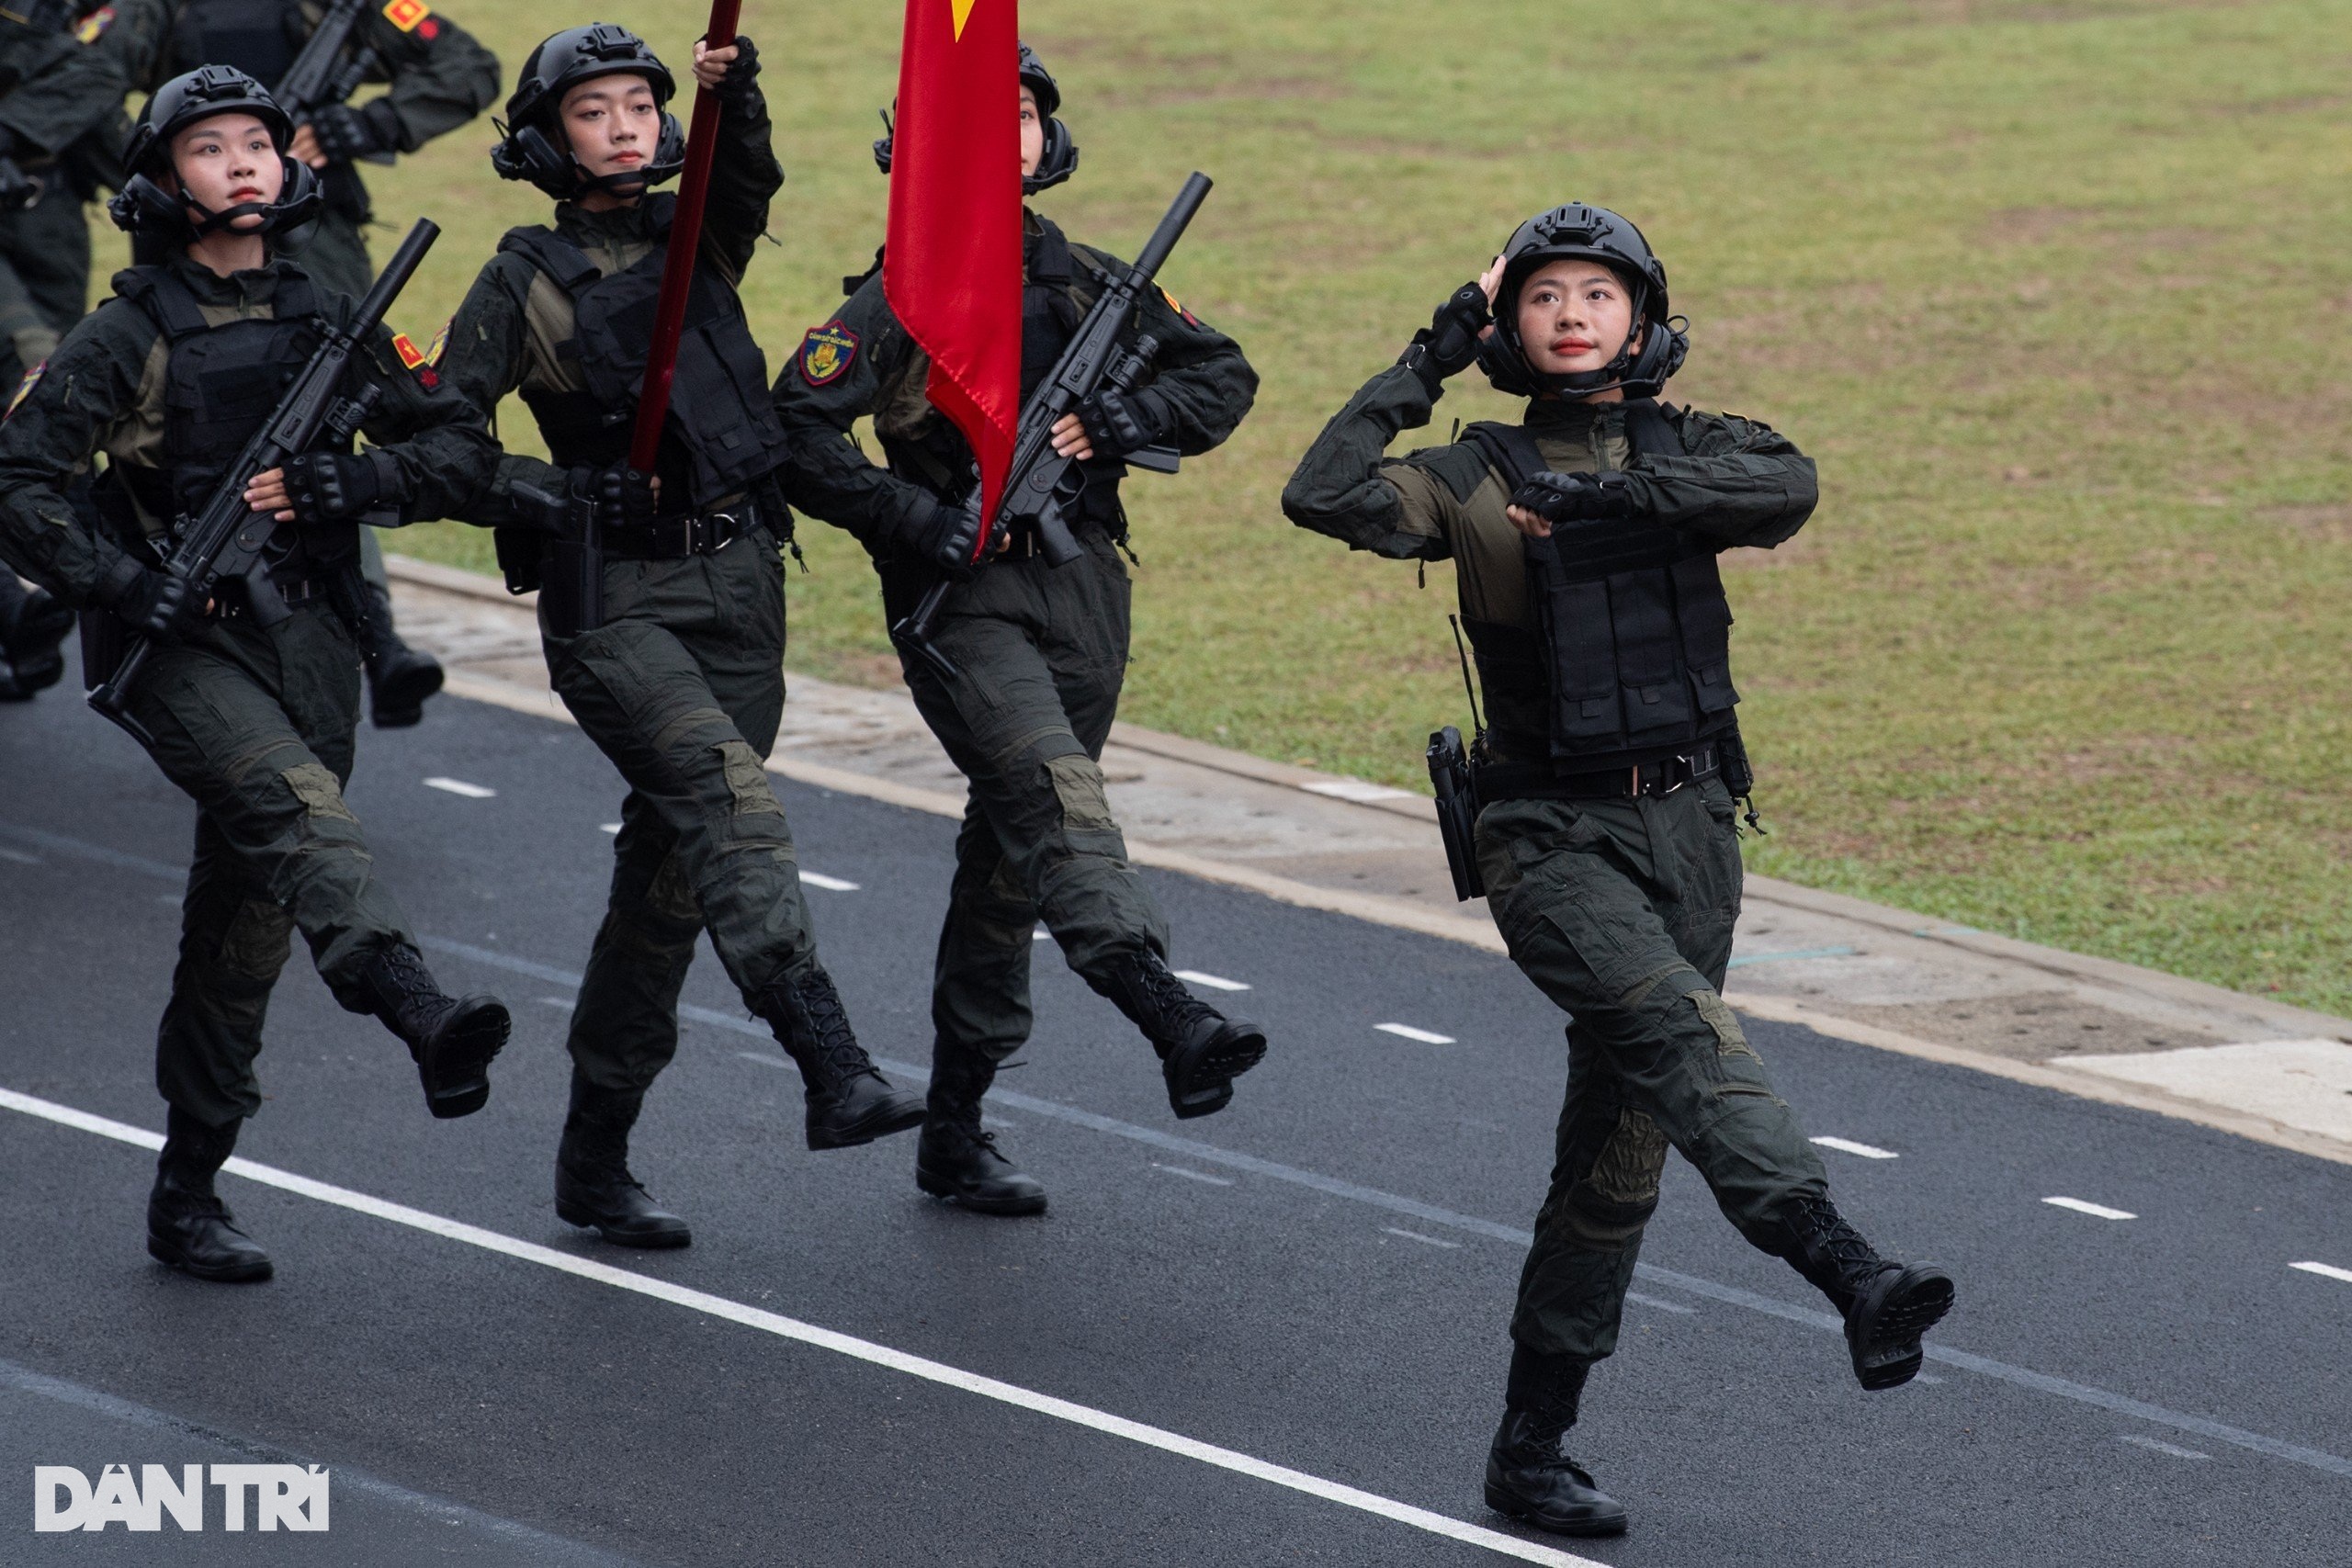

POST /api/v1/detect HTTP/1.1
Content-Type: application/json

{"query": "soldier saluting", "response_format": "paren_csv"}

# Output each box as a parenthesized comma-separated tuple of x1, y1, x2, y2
(1282, 205, 1955, 1537)
(438, 24, 924, 1251)
(0, 67, 510, 1283)
(774, 43, 1264, 1218)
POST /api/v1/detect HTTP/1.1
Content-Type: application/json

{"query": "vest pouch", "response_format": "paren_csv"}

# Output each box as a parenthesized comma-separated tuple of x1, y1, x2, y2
(1673, 555, 1739, 716)
(1610, 569, 1696, 744)
(1534, 572, 1623, 744)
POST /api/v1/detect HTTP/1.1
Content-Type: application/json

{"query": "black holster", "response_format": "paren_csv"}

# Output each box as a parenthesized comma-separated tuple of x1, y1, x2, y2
(78, 609, 126, 690)
(1427, 725, 1487, 902)
(511, 481, 603, 638)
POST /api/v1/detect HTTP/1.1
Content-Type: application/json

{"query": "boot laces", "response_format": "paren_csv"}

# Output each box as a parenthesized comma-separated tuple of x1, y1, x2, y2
(791, 975, 877, 1087)
(1129, 955, 1216, 1034)
(1796, 1194, 1884, 1287)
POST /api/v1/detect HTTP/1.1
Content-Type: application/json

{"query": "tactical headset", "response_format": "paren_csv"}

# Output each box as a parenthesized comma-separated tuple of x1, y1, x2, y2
(1478, 203, 1690, 400)
(491, 24, 686, 201)
(873, 39, 1079, 195)
(107, 66, 322, 242)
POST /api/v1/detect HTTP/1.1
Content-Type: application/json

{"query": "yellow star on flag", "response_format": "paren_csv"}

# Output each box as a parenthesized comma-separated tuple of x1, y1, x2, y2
(951, 0, 979, 40)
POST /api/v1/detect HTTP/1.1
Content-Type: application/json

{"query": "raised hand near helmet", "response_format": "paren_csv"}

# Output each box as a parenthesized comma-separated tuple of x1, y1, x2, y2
(692, 36, 758, 106)
(1401, 265, 1501, 395)
(1503, 470, 1636, 540)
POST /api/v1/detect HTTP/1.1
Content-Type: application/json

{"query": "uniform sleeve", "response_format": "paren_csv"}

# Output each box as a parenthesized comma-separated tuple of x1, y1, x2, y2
(435, 253, 561, 527)
(1106, 260, 1256, 456)
(359, 2, 501, 152)
(1628, 407, 1817, 549)
(0, 302, 157, 604)
(770, 278, 939, 556)
(1279, 360, 1458, 562)
(0, 28, 130, 157)
(349, 316, 501, 523)
(699, 70, 782, 284)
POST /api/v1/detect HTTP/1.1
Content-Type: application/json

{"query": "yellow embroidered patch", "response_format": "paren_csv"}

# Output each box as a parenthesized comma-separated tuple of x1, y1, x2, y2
(381, 0, 431, 32)
(74, 5, 115, 43)
(6, 360, 43, 421)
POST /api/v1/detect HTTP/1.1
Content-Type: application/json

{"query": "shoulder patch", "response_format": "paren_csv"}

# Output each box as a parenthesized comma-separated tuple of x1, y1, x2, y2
(390, 330, 442, 389)
(6, 361, 42, 422)
(798, 322, 858, 387)
(382, 0, 432, 32)
(74, 6, 115, 43)
(1159, 286, 1203, 329)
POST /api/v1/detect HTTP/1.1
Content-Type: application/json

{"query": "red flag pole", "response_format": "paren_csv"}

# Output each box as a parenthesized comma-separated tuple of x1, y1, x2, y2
(627, 0, 743, 476)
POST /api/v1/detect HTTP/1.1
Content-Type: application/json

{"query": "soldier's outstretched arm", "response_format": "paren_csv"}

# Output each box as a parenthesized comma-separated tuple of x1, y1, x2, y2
(1280, 359, 1463, 563)
(357, 1, 502, 153)
(435, 254, 565, 528)
(693, 37, 784, 285)
(0, 305, 157, 603)
(345, 316, 503, 524)
(1630, 409, 1818, 549)
(771, 281, 953, 557)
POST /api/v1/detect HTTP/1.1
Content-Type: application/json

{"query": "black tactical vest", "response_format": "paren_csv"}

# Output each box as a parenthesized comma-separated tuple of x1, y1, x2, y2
(108, 263, 359, 577)
(498, 197, 790, 513)
(1461, 401, 1739, 769)
(170, 0, 300, 86)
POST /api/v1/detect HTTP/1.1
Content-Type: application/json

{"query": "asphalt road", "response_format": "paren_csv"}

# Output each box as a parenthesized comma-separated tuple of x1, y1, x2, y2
(2, 669, 2347, 1566)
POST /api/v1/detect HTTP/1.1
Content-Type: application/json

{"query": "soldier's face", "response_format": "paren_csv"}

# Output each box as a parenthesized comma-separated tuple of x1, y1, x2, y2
(561, 74, 662, 186)
(169, 113, 282, 230)
(1020, 86, 1044, 178)
(1517, 261, 1640, 379)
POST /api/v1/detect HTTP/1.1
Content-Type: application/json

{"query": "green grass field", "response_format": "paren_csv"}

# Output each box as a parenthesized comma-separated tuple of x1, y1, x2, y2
(206, 0, 2350, 1014)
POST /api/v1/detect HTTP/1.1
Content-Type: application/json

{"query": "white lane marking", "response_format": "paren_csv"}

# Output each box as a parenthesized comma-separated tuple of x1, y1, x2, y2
(2120, 1434, 2211, 1461)
(1174, 969, 1250, 993)
(1623, 1291, 1697, 1316)
(2044, 1196, 2137, 1221)
(0, 1089, 1602, 1568)
(1915, 1374, 1946, 1386)
(2290, 1260, 2352, 1285)
(536, 997, 572, 1011)
(0, 844, 40, 864)
(1032, 927, 1053, 942)
(1812, 1135, 1900, 1160)
(798, 871, 861, 892)
(1151, 1162, 1236, 1188)
(600, 822, 621, 835)
(1375, 1023, 1455, 1045)
(424, 776, 497, 799)
(1301, 779, 1417, 804)
(1382, 1227, 1462, 1250)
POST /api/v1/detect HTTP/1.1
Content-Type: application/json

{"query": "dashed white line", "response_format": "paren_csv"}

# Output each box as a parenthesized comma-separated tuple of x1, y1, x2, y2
(798, 871, 860, 892)
(424, 776, 497, 799)
(0, 844, 40, 864)
(1174, 969, 1250, 992)
(1812, 1135, 1900, 1160)
(1375, 1023, 1455, 1045)
(1623, 1291, 1697, 1315)
(1032, 927, 1053, 942)
(2043, 1196, 2137, 1221)
(2120, 1434, 2211, 1461)
(1382, 1227, 1462, 1250)
(1301, 779, 1417, 804)
(0, 1086, 1601, 1568)
(1151, 1163, 1236, 1188)
(2290, 1260, 2352, 1285)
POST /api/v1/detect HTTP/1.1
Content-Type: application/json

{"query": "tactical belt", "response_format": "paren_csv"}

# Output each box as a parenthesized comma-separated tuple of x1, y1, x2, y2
(209, 576, 322, 621)
(995, 515, 1106, 560)
(600, 504, 756, 560)
(1475, 740, 1723, 807)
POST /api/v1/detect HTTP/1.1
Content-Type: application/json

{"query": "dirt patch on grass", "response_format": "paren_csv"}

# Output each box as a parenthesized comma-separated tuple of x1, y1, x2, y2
(2256, 502, 2352, 543)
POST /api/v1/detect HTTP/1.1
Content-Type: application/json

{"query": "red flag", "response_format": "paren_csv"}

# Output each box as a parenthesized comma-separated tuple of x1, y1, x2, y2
(883, 0, 1023, 549)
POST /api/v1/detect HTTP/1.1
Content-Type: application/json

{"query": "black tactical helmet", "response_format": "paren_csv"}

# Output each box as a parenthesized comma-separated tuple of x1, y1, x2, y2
(107, 66, 321, 241)
(873, 39, 1079, 195)
(1477, 202, 1689, 400)
(491, 23, 685, 200)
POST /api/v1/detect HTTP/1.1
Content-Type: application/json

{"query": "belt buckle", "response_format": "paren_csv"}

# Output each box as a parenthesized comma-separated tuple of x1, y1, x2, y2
(707, 511, 739, 552)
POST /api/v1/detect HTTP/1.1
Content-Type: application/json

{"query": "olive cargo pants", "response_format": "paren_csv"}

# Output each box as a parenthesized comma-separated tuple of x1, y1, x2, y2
(1476, 780, 1830, 1363)
(119, 604, 416, 1129)
(881, 532, 1170, 1072)
(542, 526, 826, 1094)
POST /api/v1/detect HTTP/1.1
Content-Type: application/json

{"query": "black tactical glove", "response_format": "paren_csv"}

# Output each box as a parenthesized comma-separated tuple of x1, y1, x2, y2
(592, 465, 661, 531)
(903, 493, 985, 579)
(97, 558, 203, 642)
(708, 35, 761, 111)
(1075, 384, 1169, 460)
(311, 101, 401, 164)
(1508, 469, 1637, 526)
(0, 156, 37, 215)
(1399, 282, 1492, 396)
(279, 451, 391, 523)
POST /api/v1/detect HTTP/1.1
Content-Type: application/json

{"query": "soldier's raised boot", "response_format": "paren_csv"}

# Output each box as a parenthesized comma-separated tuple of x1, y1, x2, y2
(0, 577, 72, 700)
(1093, 950, 1267, 1119)
(755, 968, 925, 1150)
(555, 1077, 690, 1247)
(354, 944, 511, 1119)
(916, 1045, 1046, 1216)
(1775, 1192, 1955, 1390)
(1483, 1347, 1628, 1538)
(146, 1108, 272, 1283)
(360, 579, 444, 729)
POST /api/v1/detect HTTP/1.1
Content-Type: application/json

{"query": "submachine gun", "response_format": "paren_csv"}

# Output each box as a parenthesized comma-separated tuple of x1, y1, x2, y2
(272, 0, 394, 165)
(86, 218, 439, 744)
(889, 171, 1211, 678)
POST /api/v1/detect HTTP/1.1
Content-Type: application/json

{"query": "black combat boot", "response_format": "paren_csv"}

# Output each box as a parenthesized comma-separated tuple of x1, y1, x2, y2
(146, 1108, 273, 1283)
(555, 1077, 690, 1248)
(0, 578, 71, 699)
(915, 1046, 1046, 1216)
(1775, 1192, 1955, 1391)
(754, 967, 926, 1150)
(1483, 1347, 1627, 1538)
(359, 580, 443, 729)
(1092, 950, 1267, 1120)
(354, 943, 510, 1119)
